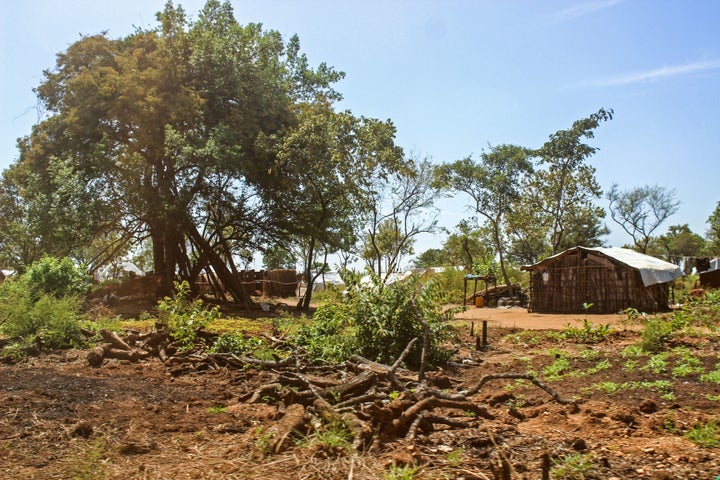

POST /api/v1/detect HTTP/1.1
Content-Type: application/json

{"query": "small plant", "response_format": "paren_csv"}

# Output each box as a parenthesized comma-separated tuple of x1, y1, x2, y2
(551, 452, 596, 479)
(684, 420, 720, 448)
(700, 364, 720, 384)
(623, 359, 638, 372)
(621, 345, 645, 358)
(207, 405, 227, 414)
(543, 356, 571, 381)
(384, 464, 420, 480)
(640, 317, 675, 353)
(62, 436, 109, 480)
(157, 281, 221, 351)
(592, 381, 626, 394)
(579, 348, 600, 360)
(445, 447, 463, 467)
(586, 359, 611, 375)
(643, 352, 669, 374)
(561, 319, 611, 344)
(661, 415, 679, 434)
(670, 347, 703, 377)
(300, 418, 354, 455)
(210, 332, 265, 356)
(253, 427, 274, 456)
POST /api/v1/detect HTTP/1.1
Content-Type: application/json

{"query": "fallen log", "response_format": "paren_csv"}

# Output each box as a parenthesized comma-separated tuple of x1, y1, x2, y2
(264, 403, 308, 454)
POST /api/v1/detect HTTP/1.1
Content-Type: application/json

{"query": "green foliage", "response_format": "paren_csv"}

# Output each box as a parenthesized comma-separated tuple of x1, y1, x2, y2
(640, 318, 676, 353)
(643, 352, 669, 374)
(560, 319, 611, 343)
(543, 356, 571, 380)
(23, 256, 90, 302)
(684, 420, 720, 448)
(700, 363, 720, 384)
(0, 258, 86, 351)
(299, 417, 354, 453)
(670, 347, 704, 377)
(292, 302, 356, 363)
(383, 464, 420, 480)
(63, 436, 109, 480)
(589, 380, 673, 397)
(209, 332, 265, 356)
(708, 200, 720, 254)
(551, 452, 596, 480)
(292, 272, 455, 368)
(350, 273, 456, 368)
(436, 144, 533, 287)
(157, 281, 221, 352)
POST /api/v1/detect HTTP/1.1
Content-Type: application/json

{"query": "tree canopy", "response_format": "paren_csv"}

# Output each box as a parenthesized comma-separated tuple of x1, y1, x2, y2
(0, 0, 407, 307)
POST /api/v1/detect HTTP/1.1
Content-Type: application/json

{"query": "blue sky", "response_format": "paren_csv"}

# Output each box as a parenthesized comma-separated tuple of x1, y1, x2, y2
(2, 0, 719, 260)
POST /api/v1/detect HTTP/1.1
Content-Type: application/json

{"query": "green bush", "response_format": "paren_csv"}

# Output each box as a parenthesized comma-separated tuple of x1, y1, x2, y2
(351, 272, 456, 367)
(23, 256, 90, 301)
(0, 258, 86, 351)
(640, 317, 675, 353)
(157, 281, 221, 351)
(293, 303, 356, 363)
(291, 272, 457, 368)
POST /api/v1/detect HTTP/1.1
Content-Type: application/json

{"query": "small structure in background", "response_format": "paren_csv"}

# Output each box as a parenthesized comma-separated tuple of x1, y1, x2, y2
(522, 246, 683, 314)
(696, 257, 720, 289)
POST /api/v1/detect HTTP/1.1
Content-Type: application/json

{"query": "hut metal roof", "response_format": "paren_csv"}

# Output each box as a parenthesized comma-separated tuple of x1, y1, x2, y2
(523, 246, 683, 287)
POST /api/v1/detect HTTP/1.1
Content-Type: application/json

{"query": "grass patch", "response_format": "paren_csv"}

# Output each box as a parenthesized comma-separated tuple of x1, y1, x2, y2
(684, 420, 720, 448)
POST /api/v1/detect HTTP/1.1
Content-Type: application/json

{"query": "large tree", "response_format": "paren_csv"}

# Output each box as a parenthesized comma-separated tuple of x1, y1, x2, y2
(261, 102, 403, 310)
(9, 1, 342, 303)
(525, 108, 613, 255)
(361, 158, 439, 280)
(650, 224, 708, 261)
(607, 183, 680, 254)
(436, 144, 533, 287)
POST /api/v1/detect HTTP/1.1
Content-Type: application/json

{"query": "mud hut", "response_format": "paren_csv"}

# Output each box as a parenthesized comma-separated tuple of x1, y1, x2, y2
(521, 247, 683, 314)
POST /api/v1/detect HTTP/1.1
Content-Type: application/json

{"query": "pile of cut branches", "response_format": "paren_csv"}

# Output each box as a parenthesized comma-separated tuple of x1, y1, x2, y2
(86, 330, 573, 449)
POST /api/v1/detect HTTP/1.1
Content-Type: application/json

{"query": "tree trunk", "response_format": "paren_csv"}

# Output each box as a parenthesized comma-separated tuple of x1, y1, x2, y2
(185, 222, 253, 309)
(298, 237, 315, 311)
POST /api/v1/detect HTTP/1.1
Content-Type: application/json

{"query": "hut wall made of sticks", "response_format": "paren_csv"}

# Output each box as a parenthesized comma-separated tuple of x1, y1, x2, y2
(263, 269, 298, 297)
(524, 249, 671, 314)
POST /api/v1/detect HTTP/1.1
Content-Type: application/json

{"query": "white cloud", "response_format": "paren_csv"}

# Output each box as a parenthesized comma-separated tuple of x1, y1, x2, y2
(586, 60, 720, 87)
(549, 0, 624, 22)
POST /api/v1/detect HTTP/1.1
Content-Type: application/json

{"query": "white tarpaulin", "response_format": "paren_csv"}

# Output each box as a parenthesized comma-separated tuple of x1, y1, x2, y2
(589, 247, 684, 287)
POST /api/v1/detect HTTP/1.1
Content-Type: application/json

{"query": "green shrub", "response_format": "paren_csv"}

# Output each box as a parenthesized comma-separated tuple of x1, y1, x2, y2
(210, 332, 266, 356)
(157, 281, 221, 351)
(684, 420, 720, 448)
(292, 272, 456, 368)
(350, 273, 456, 368)
(292, 303, 356, 363)
(23, 256, 90, 301)
(561, 319, 611, 343)
(0, 259, 86, 351)
(640, 317, 675, 353)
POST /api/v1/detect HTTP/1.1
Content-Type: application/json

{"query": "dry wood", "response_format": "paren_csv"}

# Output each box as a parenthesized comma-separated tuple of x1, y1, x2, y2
(265, 403, 308, 454)
(87, 346, 105, 368)
(100, 329, 132, 350)
(462, 373, 574, 405)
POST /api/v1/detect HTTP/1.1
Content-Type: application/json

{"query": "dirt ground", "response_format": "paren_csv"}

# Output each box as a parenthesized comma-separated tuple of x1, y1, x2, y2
(1, 304, 719, 479)
(456, 306, 630, 331)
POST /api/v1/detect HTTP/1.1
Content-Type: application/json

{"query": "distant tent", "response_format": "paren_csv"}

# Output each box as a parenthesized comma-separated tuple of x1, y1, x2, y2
(94, 262, 144, 281)
(521, 246, 683, 314)
(313, 271, 346, 290)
